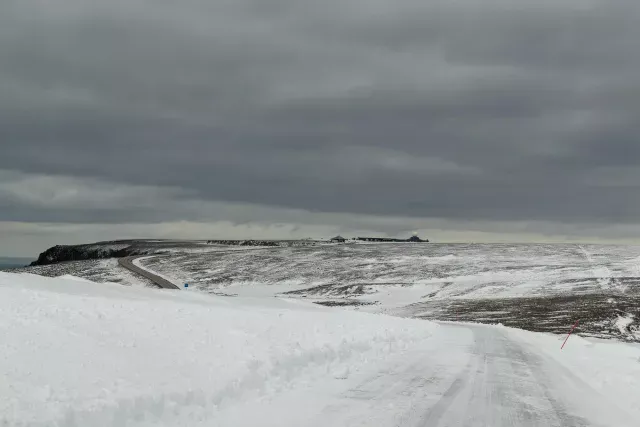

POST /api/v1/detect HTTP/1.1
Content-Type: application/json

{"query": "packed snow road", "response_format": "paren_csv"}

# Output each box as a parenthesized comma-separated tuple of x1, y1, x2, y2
(314, 323, 637, 427)
(419, 324, 630, 427)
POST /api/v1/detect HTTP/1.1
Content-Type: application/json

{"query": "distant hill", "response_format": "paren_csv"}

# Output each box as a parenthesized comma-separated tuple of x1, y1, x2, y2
(28, 241, 160, 266)
(27, 239, 325, 266)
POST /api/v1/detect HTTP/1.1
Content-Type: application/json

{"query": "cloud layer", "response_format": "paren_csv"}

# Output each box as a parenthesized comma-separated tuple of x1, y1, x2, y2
(2, 0, 640, 253)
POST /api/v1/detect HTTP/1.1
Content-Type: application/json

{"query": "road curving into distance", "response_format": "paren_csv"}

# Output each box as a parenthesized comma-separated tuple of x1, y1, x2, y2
(118, 247, 289, 290)
(118, 256, 180, 290)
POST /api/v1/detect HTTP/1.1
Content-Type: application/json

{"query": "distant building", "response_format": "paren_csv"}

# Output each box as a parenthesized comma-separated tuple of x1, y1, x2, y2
(330, 235, 346, 243)
(355, 235, 429, 243)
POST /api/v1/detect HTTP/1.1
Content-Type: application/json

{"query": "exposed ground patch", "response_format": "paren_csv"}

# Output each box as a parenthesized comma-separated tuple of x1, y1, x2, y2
(404, 293, 640, 342)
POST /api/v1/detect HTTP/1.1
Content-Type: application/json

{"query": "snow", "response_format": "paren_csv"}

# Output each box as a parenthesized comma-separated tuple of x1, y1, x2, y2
(616, 314, 635, 335)
(507, 327, 640, 420)
(0, 272, 437, 426)
(19, 244, 640, 316)
(3, 271, 640, 426)
(135, 244, 640, 314)
(357, 284, 437, 313)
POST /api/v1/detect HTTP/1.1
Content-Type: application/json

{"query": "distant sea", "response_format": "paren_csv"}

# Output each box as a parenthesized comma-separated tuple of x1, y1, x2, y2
(0, 257, 33, 270)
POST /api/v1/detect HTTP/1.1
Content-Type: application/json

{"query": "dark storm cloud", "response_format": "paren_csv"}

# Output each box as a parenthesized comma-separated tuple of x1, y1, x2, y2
(2, 0, 640, 229)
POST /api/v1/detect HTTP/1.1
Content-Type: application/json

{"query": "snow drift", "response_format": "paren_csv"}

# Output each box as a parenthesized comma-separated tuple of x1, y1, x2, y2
(0, 272, 437, 426)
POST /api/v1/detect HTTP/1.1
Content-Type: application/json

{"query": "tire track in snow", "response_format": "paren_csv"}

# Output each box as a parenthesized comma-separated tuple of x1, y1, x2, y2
(420, 325, 589, 427)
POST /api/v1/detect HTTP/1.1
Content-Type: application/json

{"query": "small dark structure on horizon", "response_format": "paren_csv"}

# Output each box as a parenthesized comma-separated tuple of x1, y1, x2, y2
(330, 235, 347, 243)
(355, 235, 429, 243)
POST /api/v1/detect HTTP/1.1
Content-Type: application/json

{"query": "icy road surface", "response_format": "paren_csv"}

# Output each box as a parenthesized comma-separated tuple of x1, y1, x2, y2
(307, 323, 637, 427)
(422, 325, 634, 427)
(2, 272, 640, 426)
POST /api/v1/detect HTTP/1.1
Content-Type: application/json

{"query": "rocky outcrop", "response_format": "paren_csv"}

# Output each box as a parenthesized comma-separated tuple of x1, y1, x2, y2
(30, 243, 144, 266)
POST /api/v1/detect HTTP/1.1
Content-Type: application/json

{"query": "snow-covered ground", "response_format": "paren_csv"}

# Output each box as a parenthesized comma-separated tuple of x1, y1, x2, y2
(14, 243, 640, 340)
(3, 271, 640, 426)
(18, 244, 640, 307)
(131, 244, 640, 340)
(138, 244, 640, 302)
(11, 258, 157, 288)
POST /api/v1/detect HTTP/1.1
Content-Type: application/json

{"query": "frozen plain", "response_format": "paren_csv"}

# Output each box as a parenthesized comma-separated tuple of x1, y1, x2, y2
(134, 243, 640, 341)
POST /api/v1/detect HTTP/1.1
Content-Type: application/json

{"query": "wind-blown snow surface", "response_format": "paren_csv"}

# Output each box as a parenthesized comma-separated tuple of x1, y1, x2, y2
(10, 258, 156, 287)
(3, 272, 640, 426)
(16, 243, 640, 308)
(137, 244, 640, 340)
(139, 244, 640, 303)
(1, 272, 437, 426)
(12, 244, 640, 340)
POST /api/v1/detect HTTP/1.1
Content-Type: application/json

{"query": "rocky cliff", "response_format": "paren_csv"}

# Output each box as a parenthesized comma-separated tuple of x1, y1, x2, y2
(30, 243, 144, 266)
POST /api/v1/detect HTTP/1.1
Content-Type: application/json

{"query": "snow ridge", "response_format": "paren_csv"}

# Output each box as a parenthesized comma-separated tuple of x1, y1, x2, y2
(0, 272, 434, 427)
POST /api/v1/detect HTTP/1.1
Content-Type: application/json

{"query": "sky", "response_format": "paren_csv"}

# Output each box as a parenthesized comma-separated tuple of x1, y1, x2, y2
(2, 0, 640, 256)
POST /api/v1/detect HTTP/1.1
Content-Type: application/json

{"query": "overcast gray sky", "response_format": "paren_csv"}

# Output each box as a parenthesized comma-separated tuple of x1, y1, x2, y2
(2, 0, 640, 256)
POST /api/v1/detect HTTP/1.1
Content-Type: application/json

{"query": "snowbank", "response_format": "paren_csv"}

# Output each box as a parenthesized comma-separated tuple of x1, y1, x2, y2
(507, 326, 640, 419)
(0, 272, 437, 426)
